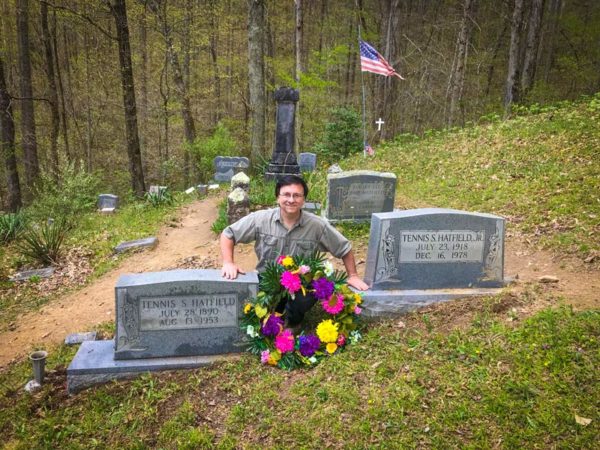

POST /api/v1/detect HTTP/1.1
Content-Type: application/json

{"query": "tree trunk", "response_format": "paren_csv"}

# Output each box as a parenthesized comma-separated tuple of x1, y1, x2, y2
(139, 3, 149, 164)
(448, 0, 475, 127)
(0, 56, 22, 212)
(208, 0, 221, 125)
(109, 0, 146, 197)
(40, 1, 60, 178)
(504, 0, 525, 113)
(247, 0, 267, 163)
(542, 0, 561, 83)
(147, 0, 197, 186)
(294, 0, 303, 153)
(521, 0, 544, 96)
(52, 10, 70, 163)
(16, 0, 39, 191)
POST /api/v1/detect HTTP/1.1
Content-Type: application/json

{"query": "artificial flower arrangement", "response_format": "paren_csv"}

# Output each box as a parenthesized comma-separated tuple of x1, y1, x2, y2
(241, 251, 363, 370)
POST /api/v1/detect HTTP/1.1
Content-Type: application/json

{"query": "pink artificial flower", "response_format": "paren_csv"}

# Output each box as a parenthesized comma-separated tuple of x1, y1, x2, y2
(274, 329, 295, 353)
(281, 271, 302, 294)
(298, 265, 310, 275)
(354, 306, 362, 315)
(322, 293, 345, 315)
(276, 255, 286, 265)
(261, 350, 270, 364)
(337, 334, 346, 346)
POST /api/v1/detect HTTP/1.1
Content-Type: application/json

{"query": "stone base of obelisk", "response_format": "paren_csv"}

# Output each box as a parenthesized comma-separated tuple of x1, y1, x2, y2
(264, 163, 301, 181)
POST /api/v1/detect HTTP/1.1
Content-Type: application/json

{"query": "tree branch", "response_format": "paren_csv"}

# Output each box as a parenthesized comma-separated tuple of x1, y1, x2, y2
(39, 0, 116, 40)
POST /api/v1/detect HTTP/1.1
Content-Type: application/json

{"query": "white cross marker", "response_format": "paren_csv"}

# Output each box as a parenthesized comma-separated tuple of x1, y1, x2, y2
(376, 118, 385, 131)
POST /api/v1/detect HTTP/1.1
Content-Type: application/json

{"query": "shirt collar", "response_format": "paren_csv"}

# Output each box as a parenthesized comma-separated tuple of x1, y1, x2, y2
(275, 207, 305, 227)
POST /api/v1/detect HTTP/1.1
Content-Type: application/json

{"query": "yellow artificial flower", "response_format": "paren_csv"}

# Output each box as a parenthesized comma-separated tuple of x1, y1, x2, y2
(354, 293, 363, 304)
(255, 304, 267, 319)
(268, 350, 282, 365)
(244, 303, 252, 314)
(282, 256, 294, 268)
(316, 319, 339, 343)
(326, 343, 338, 354)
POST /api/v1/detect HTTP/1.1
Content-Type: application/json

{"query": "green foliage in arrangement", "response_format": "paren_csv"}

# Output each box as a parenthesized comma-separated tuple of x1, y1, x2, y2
(312, 107, 362, 162)
(28, 162, 101, 222)
(188, 122, 240, 183)
(0, 211, 27, 244)
(17, 220, 69, 265)
(145, 188, 174, 207)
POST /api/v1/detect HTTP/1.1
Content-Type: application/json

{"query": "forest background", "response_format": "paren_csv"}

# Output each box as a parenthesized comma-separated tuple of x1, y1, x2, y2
(0, 0, 599, 211)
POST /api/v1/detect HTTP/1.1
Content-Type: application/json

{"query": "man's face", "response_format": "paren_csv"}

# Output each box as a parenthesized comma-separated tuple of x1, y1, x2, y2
(277, 183, 305, 215)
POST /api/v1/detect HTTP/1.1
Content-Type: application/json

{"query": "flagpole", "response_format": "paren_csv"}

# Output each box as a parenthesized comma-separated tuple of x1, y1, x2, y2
(356, 2, 368, 158)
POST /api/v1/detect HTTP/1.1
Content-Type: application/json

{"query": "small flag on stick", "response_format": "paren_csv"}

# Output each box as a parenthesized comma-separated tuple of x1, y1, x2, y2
(364, 143, 374, 156)
(359, 40, 405, 79)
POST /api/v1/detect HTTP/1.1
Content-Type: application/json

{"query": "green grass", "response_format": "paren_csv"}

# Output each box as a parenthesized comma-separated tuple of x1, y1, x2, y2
(0, 303, 597, 448)
(336, 95, 600, 257)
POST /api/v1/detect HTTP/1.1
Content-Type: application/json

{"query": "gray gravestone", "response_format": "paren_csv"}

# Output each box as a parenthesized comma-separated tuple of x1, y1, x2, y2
(265, 87, 301, 180)
(298, 152, 317, 172)
(114, 237, 158, 254)
(196, 184, 208, 196)
(302, 202, 321, 214)
(65, 331, 97, 346)
(114, 270, 258, 359)
(360, 208, 506, 317)
(323, 170, 396, 223)
(213, 157, 250, 183)
(149, 185, 167, 195)
(9, 267, 55, 282)
(98, 194, 118, 212)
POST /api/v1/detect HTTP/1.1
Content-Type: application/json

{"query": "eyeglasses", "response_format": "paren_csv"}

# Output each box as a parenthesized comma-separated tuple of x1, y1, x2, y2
(279, 193, 304, 200)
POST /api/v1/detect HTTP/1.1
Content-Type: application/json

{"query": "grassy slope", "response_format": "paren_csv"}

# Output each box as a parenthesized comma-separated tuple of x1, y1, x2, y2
(0, 98, 599, 449)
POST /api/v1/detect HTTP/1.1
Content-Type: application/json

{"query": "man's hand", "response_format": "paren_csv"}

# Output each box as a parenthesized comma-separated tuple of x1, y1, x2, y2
(221, 262, 245, 280)
(347, 275, 369, 291)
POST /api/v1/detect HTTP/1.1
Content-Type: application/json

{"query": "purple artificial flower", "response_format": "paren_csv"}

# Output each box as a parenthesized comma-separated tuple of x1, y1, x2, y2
(311, 277, 335, 301)
(299, 334, 321, 357)
(261, 314, 284, 337)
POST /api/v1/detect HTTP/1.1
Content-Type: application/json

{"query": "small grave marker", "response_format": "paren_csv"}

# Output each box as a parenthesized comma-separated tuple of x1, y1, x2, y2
(114, 237, 158, 254)
(213, 156, 250, 183)
(97, 194, 118, 213)
(298, 152, 317, 172)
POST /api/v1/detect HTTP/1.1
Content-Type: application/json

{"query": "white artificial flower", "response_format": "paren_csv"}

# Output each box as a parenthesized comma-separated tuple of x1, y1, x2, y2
(324, 261, 334, 277)
(246, 325, 258, 338)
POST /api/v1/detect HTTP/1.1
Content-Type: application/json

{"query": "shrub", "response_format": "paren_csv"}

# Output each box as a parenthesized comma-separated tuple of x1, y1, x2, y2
(17, 219, 69, 265)
(188, 122, 239, 182)
(29, 162, 101, 222)
(313, 107, 362, 162)
(145, 188, 174, 207)
(0, 211, 27, 243)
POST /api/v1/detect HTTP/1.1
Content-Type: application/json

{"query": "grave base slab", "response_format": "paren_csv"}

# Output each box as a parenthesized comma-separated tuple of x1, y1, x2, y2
(67, 340, 236, 394)
(360, 287, 506, 318)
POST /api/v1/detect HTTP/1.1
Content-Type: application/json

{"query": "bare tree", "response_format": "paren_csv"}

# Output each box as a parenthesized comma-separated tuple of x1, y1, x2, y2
(40, 1, 60, 178)
(107, 0, 146, 197)
(0, 56, 22, 212)
(247, 0, 267, 163)
(16, 0, 39, 191)
(294, 0, 303, 152)
(521, 0, 544, 96)
(448, 0, 476, 127)
(504, 0, 525, 113)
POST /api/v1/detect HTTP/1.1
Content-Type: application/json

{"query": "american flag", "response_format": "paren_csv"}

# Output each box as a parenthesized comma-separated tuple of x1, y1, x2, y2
(359, 40, 404, 79)
(364, 143, 374, 156)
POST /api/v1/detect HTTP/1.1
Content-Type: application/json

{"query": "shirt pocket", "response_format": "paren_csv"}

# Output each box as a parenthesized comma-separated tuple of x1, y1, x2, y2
(293, 239, 318, 257)
(257, 234, 280, 262)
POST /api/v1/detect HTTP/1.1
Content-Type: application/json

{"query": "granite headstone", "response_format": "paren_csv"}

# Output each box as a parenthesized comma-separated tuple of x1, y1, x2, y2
(360, 208, 507, 316)
(214, 156, 250, 183)
(298, 152, 317, 172)
(98, 194, 118, 212)
(323, 170, 396, 223)
(114, 270, 258, 359)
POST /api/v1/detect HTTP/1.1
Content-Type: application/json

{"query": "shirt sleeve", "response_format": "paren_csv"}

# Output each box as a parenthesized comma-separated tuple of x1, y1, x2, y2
(319, 221, 352, 258)
(222, 211, 258, 244)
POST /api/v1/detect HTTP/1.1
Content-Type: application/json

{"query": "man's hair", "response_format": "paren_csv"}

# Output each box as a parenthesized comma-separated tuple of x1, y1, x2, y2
(275, 175, 309, 198)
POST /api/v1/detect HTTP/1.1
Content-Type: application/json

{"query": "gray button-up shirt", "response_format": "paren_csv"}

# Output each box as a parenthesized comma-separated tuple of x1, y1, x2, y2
(222, 208, 352, 272)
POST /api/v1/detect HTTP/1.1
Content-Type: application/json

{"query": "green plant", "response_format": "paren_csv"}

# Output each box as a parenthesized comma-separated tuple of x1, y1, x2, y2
(0, 211, 27, 243)
(313, 107, 362, 162)
(17, 220, 69, 265)
(188, 122, 239, 182)
(145, 189, 173, 207)
(29, 162, 101, 222)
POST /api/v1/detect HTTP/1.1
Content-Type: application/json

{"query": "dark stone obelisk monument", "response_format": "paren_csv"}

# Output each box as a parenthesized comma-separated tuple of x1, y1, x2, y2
(264, 87, 301, 180)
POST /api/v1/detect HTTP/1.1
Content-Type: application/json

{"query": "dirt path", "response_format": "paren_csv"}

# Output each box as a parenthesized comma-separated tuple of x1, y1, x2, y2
(0, 198, 597, 367)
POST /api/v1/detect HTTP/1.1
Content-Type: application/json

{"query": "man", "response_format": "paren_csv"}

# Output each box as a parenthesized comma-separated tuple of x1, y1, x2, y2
(220, 175, 369, 325)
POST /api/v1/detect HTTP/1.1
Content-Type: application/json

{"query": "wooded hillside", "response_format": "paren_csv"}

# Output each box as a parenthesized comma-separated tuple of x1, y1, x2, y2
(0, 0, 598, 209)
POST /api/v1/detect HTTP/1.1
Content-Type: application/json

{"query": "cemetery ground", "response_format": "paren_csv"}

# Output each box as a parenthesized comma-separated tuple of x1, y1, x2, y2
(0, 98, 598, 448)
